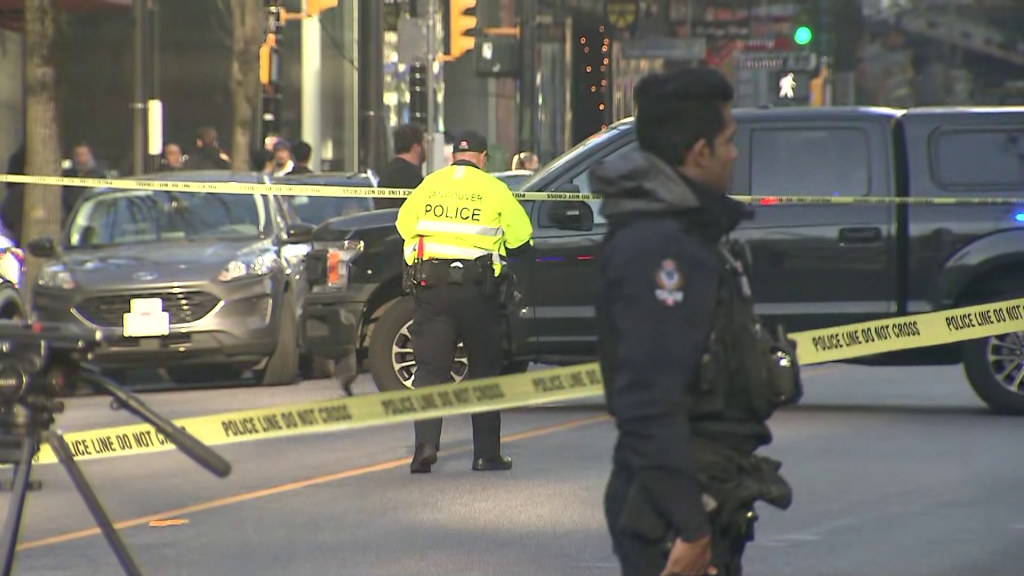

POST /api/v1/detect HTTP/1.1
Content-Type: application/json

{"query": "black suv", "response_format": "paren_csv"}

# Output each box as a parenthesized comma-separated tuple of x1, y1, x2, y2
(301, 107, 1024, 415)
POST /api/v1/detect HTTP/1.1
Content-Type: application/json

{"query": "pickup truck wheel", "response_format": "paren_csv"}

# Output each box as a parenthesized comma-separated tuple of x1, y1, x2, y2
(962, 282, 1024, 415)
(964, 332, 1024, 415)
(368, 296, 468, 392)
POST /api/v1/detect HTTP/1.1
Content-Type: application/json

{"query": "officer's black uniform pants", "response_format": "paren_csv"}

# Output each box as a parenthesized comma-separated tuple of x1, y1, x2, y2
(409, 281, 504, 458)
(605, 466, 746, 576)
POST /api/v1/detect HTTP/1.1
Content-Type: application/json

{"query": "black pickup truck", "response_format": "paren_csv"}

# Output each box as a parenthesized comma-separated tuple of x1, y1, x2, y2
(301, 106, 1024, 415)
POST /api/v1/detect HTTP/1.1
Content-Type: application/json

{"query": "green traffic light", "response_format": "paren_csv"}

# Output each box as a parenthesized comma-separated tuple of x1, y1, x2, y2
(794, 26, 812, 45)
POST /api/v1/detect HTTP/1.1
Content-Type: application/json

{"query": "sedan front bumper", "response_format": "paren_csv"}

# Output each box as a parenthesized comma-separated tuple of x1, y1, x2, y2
(34, 275, 284, 369)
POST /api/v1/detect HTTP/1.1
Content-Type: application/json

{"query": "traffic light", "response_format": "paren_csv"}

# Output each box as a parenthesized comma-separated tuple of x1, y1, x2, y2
(793, 26, 812, 45)
(444, 0, 478, 60)
(791, 2, 817, 48)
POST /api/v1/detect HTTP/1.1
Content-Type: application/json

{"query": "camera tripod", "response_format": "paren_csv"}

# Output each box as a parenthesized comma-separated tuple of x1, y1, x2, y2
(0, 369, 232, 576)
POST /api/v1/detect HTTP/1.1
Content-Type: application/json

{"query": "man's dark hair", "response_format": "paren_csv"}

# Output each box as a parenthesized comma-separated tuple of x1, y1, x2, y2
(393, 123, 425, 155)
(633, 67, 734, 167)
(196, 126, 218, 148)
(292, 141, 312, 163)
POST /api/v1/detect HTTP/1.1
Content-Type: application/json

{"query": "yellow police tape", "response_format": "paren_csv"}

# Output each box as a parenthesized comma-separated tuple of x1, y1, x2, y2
(3, 172, 1024, 206)
(14, 296, 1024, 466)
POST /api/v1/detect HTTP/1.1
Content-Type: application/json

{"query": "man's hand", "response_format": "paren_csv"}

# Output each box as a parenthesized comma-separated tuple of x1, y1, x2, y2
(661, 534, 716, 576)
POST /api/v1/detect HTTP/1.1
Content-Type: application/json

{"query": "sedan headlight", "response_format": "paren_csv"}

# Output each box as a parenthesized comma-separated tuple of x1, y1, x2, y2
(218, 252, 278, 282)
(37, 262, 75, 290)
(326, 240, 364, 289)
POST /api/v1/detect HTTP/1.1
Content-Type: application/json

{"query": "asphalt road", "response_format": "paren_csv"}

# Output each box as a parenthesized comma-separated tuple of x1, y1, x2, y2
(4, 362, 1024, 576)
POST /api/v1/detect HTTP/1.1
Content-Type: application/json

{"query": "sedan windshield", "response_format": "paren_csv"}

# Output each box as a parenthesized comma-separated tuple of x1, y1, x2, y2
(67, 190, 269, 248)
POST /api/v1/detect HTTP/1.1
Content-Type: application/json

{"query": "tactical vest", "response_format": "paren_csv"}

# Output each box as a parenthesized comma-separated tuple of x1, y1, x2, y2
(690, 239, 803, 424)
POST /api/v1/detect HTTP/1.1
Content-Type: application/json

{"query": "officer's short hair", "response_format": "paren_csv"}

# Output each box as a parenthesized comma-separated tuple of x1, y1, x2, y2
(393, 124, 425, 155)
(633, 67, 734, 166)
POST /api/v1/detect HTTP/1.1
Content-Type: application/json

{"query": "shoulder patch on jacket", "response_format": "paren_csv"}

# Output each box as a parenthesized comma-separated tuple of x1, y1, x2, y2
(654, 258, 685, 306)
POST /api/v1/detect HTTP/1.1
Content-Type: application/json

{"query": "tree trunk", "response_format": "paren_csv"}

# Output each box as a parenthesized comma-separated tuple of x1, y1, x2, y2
(228, 0, 264, 171)
(21, 0, 63, 310)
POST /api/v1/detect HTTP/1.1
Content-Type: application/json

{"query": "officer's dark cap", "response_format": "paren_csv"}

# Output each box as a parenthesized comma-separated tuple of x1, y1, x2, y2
(452, 130, 488, 153)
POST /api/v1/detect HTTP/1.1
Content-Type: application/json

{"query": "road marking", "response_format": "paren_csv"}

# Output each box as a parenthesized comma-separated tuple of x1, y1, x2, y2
(17, 414, 611, 551)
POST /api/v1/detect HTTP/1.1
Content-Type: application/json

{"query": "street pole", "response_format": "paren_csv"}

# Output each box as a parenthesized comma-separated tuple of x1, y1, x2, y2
(357, 0, 386, 173)
(301, 0, 323, 170)
(426, 0, 435, 134)
(146, 0, 161, 173)
(518, 0, 537, 155)
(426, 0, 437, 172)
(131, 0, 146, 175)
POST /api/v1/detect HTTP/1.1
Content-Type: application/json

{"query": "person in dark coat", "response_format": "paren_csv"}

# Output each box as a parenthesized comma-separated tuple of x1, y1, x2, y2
(182, 127, 231, 170)
(61, 142, 109, 225)
(594, 67, 798, 576)
(375, 123, 425, 210)
(286, 141, 314, 175)
(0, 145, 25, 244)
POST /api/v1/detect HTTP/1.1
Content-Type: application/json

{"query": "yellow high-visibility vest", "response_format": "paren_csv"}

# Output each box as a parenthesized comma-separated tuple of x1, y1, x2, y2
(396, 162, 534, 276)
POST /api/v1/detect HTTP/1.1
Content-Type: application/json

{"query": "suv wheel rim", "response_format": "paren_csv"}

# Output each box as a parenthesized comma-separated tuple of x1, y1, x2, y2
(985, 333, 1024, 393)
(392, 319, 469, 390)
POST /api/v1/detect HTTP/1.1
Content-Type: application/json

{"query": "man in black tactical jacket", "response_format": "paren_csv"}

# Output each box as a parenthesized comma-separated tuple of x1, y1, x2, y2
(593, 68, 801, 576)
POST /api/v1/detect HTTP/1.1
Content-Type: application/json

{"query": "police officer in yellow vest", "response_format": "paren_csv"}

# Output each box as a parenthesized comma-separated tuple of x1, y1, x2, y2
(396, 130, 534, 474)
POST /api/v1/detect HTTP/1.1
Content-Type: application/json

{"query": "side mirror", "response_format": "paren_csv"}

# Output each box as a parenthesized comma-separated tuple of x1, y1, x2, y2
(547, 201, 594, 232)
(285, 223, 315, 244)
(27, 237, 57, 259)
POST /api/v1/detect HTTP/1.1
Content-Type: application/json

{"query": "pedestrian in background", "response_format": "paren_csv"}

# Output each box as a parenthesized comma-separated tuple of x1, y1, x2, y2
(160, 143, 184, 171)
(287, 141, 314, 175)
(183, 127, 230, 170)
(376, 123, 426, 210)
(270, 140, 294, 176)
(511, 151, 539, 171)
(592, 67, 802, 576)
(62, 141, 108, 223)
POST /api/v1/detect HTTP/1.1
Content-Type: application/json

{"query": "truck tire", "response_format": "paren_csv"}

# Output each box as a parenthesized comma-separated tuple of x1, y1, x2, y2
(368, 296, 468, 392)
(255, 296, 300, 386)
(961, 279, 1024, 415)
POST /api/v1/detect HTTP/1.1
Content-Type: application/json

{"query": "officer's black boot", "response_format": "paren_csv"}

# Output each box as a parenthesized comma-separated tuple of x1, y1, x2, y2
(471, 411, 512, 471)
(472, 454, 512, 471)
(410, 443, 438, 474)
(411, 419, 442, 473)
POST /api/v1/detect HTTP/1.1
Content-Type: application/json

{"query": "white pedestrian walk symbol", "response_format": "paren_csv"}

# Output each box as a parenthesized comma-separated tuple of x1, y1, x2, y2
(779, 72, 796, 99)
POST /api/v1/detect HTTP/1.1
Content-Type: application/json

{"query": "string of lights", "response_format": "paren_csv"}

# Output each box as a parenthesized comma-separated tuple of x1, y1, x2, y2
(572, 17, 610, 144)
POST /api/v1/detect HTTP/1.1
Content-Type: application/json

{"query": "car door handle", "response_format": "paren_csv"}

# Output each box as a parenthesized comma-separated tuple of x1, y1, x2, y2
(838, 227, 882, 244)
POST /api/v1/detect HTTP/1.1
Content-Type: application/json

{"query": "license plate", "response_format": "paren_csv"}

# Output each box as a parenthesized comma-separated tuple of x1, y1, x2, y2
(122, 297, 170, 338)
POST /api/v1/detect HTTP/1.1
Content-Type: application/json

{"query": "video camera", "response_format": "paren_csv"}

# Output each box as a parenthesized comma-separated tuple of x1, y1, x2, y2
(0, 319, 102, 410)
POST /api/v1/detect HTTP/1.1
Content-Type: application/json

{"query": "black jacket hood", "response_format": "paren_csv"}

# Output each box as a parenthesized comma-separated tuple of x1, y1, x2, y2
(590, 149, 750, 240)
